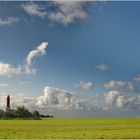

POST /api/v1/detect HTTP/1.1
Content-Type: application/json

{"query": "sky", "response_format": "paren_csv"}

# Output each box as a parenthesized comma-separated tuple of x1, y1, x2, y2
(1, 1, 140, 117)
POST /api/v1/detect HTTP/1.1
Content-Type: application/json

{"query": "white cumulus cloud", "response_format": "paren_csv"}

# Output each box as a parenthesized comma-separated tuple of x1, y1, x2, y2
(36, 86, 87, 111)
(95, 63, 109, 71)
(104, 80, 134, 92)
(105, 91, 140, 109)
(48, 1, 88, 26)
(1, 88, 140, 113)
(0, 87, 92, 111)
(134, 74, 140, 82)
(24, 41, 48, 75)
(22, 1, 89, 26)
(76, 81, 93, 90)
(0, 17, 19, 26)
(22, 2, 47, 18)
(0, 41, 48, 78)
(0, 62, 21, 77)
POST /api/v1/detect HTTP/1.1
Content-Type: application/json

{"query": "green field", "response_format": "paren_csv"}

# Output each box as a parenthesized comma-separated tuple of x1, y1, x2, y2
(0, 118, 140, 139)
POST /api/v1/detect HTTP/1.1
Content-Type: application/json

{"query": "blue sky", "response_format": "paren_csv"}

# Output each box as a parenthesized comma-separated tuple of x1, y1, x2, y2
(0, 1, 140, 117)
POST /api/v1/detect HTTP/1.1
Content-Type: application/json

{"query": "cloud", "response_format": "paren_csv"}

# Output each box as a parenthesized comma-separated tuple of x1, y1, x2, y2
(105, 91, 140, 109)
(0, 17, 19, 26)
(24, 41, 48, 75)
(0, 41, 48, 78)
(1, 87, 140, 113)
(105, 91, 123, 107)
(95, 63, 109, 71)
(22, 1, 89, 26)
(22, 2, 47, 18)
(36, 86, 87, 111)
(0, 62, 21, 77)
(0, 93, 36, 110)
(0, 87, 92, 111)
(0, 83, 9, 87)
(11, 93, 36, 110)
(104, 80, 134, 92)
(47, 1, 88, 26)
(134, 74, 140, 82)
(76, 81, 93, 90)
(0, 86, 105, 112)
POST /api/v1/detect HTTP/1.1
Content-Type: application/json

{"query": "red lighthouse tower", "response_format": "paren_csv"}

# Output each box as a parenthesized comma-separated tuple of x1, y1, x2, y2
(6, 95, 10, 111)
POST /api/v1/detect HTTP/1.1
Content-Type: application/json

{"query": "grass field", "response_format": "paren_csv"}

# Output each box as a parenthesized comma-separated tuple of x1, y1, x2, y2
(0, 118, 140, 139)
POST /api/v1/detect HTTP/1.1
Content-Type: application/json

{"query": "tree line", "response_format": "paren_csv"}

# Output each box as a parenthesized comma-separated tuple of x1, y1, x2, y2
(0, 106, 53, 119)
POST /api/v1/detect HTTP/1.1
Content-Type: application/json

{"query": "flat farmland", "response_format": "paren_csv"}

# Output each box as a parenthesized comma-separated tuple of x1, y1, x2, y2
(0, 118, 140, 139)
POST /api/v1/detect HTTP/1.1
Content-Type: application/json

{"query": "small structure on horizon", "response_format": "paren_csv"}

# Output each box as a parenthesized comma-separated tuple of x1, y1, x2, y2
(6, 95, 10, 111)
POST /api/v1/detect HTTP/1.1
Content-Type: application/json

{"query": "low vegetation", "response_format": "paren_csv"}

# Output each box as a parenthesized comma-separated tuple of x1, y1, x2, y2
(0, 118, 140, 139)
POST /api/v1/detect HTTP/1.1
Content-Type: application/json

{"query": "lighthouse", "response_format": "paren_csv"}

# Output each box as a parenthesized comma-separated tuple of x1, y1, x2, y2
(6, 95, 10, 111)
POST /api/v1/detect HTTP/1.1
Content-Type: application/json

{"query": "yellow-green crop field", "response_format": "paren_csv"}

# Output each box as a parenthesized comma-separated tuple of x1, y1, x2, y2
(0, 118, 140, 139)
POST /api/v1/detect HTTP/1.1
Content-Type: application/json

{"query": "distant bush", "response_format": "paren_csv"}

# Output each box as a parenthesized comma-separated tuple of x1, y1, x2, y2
(4, 110, 16, 118)
(0, 106, 40, 119)
(15, 106, 33, 118)
(0, 110, 5, 117)
(40, 114, 54, 118)
(32, 110, 40, 118)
